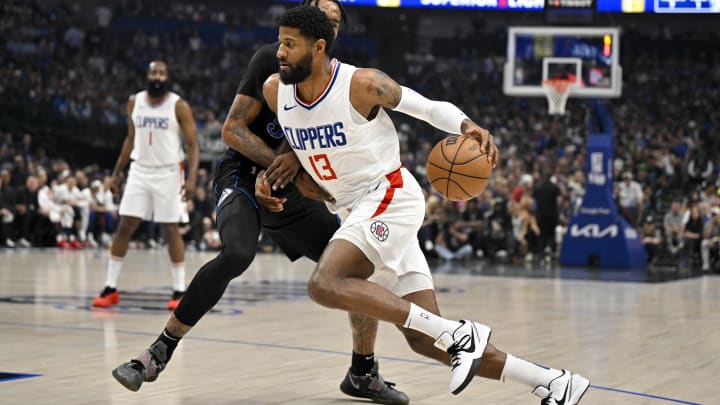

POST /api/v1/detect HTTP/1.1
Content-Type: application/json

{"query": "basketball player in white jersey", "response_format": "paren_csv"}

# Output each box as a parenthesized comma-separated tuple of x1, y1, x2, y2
(260, 7, 589, 403)
(92, 60, 199, 310)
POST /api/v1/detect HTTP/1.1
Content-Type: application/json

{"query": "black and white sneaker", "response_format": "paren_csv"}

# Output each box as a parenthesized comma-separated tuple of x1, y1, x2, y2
(533, 369, 590, 405)
(112, 341, 169, 391)
(434, 320, 492, 395)
(340, 360, 409, 405)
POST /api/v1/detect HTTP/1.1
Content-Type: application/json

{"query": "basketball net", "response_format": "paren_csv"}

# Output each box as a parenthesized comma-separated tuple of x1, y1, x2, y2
(542, 79, 576, 115)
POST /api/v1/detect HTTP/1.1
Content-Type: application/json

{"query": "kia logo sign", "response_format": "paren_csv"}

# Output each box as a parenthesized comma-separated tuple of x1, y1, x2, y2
(570, 224, 618, 238)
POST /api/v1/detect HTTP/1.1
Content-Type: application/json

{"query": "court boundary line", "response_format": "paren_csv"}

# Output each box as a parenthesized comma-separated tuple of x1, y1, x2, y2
(0, 321, 703, 404)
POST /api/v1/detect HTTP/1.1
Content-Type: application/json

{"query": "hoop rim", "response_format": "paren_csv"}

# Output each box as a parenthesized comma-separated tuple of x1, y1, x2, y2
(541, 78, 578, 94)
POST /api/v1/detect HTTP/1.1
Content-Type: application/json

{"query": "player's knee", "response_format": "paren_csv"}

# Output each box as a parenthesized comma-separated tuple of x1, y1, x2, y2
(116, 218, 139, 238)
(222, 248, 255, 278)
(307, 268, 340, 308)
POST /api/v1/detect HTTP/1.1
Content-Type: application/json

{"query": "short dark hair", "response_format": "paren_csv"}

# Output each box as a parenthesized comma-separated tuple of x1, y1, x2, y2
(278, 6, 335, 54)
(301, 0, 347, 25)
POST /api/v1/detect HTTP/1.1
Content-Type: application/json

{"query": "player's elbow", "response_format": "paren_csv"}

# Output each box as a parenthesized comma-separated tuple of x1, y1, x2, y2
(221, 121, 243, 147)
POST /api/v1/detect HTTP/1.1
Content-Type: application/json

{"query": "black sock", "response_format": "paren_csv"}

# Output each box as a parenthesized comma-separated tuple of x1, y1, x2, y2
(154, 328, 182, 361)
(350, 351, 375, 376)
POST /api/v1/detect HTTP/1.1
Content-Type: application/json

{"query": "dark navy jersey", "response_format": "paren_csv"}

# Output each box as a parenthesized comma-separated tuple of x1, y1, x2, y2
(216, 42, 283, 185)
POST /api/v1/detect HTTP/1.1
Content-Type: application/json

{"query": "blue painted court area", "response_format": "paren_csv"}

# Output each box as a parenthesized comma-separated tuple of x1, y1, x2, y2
(0, 321, 704, 404)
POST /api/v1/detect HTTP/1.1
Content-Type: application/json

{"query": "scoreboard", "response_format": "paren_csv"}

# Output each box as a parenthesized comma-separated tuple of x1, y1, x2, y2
(596, 0, 719, 11)
(283, 0, 720, 12)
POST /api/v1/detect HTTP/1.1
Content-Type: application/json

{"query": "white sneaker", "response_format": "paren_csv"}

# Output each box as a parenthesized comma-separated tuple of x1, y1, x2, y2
(18, 238, 31, 248)
(532, 369, 590, 405)
(434, 320, 492, 395)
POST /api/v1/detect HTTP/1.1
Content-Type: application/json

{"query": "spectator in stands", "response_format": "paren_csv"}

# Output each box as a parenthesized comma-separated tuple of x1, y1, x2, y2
(0, 174, 16, 247)
(532, 174, 561, 258)
(511, 174, 533, 203)
(618, 171, 644, 227)
(513, 195, 540, 262)
(488, 179, 513, 260)
(35, 168, 58, 246)
(13, 174, 39, 247)
(11, 155, 28, 189)
(87, 180, 115, 247)
(687, 148, 714, 192)
(435, 219, 474, 262)
(663, 200, 685, 256)
(701, 207, 720, 272)
(53, 175, 85, 248)
(683, 205, 704, 266)
(642, 215, 661, 264)
(567, 169, 585, 215)
(459, 198, 486, 258)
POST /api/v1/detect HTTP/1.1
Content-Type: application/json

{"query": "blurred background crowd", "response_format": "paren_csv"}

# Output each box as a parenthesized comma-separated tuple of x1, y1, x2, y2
(1, 0, 719, 271)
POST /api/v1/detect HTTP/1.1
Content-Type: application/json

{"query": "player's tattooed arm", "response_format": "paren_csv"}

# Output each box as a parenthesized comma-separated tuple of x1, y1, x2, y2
(350, 68, 402, 119)
(260, 74, 301, 189)
(221, 94, 277, 168)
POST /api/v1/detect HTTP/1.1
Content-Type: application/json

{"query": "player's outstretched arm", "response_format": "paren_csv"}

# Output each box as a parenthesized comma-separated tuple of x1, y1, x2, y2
(351, 68, 498, 167)
(111, 96, 137, 192)
(176, 99, 199, 200)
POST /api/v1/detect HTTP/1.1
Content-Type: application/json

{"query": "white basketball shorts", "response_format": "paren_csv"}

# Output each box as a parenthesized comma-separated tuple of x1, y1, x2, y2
(119, 161, 185, 223)
(331, 168, 434, 297)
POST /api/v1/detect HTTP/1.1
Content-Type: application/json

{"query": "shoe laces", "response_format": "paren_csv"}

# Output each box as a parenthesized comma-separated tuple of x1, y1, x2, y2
(447, 334, 473, 370)
(128, 359, 146, 372)
(366, 372, 398, 392)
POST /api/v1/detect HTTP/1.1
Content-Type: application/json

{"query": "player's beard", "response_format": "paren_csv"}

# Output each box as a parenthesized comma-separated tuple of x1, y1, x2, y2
(147, 79, 169, 98)
(279, 52, 312, 85)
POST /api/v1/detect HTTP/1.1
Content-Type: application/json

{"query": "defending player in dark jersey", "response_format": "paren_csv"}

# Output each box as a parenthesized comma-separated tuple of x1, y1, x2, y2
(110, 2, 408, 404)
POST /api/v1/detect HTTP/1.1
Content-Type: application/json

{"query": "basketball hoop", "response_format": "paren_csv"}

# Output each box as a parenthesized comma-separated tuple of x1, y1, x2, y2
(542, 79, 576, 115)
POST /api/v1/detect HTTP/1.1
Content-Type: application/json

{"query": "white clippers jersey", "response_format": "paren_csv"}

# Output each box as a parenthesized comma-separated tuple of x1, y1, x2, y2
(130, 91, 184, 166)
(277, 60, 401, 211)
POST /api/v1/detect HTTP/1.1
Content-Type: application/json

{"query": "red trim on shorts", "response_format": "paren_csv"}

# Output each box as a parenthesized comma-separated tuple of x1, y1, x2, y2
(371, 168, 404, 218)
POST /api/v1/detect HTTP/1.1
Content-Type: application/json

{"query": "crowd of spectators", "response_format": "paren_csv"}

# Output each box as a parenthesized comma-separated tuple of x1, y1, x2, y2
(2, 0, 719, 270)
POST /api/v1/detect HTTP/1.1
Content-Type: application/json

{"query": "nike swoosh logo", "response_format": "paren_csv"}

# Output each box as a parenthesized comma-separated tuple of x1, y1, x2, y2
(555, 372, 570, 404)
(348, 373, 361, 390)
(465, 321, 476, 352)
(283, 104, 297, 111)
(558, 380, 569, 404)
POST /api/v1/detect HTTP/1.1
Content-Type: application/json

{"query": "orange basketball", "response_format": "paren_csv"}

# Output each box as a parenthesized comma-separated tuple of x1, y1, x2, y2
(426, 135, 492, 201)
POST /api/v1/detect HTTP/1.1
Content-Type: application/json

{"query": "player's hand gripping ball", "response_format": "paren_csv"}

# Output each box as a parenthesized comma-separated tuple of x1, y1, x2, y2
(426, 135, 493, 201)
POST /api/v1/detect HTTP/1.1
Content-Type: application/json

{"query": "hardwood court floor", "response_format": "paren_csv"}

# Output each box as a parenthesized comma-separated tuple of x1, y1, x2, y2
(0, 249, 717, 405)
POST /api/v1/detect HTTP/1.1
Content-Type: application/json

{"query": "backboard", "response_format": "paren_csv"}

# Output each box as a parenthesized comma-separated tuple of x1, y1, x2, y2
(503, 26, 622, 98)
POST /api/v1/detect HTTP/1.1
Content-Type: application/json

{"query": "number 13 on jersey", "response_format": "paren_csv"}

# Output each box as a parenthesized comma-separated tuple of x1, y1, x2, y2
(308, 154, 337, 181)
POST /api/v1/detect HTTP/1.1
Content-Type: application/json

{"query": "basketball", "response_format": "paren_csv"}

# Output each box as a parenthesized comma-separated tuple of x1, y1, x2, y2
(426, 135, 492, 201)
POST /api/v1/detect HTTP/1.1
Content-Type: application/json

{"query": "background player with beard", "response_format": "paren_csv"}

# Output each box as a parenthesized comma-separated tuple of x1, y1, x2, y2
(110, 2, 409, 404)
(261, 6, 589, 403)
(92, 60, 199, 310)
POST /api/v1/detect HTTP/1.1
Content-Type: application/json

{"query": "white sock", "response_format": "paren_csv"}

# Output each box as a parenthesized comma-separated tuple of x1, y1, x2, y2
(501, 354, 563, 389)
(105, 256, 124, 288)
(171, 262, 186, 292)
(403, 303, 460, 340)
